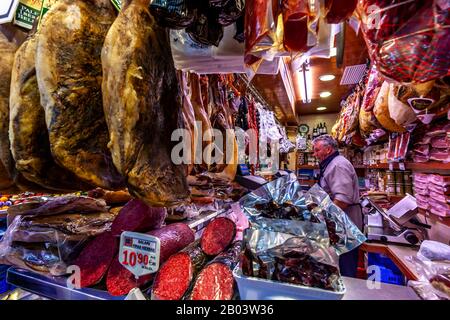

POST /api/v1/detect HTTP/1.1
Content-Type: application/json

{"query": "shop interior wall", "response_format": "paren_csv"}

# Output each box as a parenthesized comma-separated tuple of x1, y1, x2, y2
(285, 113, 339, 171)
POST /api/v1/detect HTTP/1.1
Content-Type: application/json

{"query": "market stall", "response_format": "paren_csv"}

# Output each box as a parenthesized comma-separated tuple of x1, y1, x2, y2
(0, 0, 449, 301)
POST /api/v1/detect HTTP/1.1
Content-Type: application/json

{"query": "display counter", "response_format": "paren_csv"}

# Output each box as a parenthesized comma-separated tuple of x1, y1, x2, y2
(360, 243, 420, 281)
(7, 267, 420, 301)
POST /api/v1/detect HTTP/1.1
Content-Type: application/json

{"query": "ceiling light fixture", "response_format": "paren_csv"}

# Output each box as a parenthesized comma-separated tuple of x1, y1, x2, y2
(298, 58, 312, 104)
(317, 106, 327, 111)
(319, 91, 332, 98)
(319, 74, 335, 81)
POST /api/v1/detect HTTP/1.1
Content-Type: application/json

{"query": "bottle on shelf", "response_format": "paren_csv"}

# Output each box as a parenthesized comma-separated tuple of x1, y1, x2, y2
(323, 122, 328, 134)
(312, 128, 317, 139)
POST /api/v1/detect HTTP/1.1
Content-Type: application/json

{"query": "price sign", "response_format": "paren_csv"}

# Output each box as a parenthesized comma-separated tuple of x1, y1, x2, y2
(119, 231, 160, 278)
(0, 0, 19, 24)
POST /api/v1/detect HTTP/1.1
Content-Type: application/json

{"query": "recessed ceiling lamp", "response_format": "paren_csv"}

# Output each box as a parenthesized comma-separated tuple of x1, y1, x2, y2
(297, 58, 312, 104)
(319, 91, 332, 98)
(319, 74, 335, 81)
(317, 106, 327, 111)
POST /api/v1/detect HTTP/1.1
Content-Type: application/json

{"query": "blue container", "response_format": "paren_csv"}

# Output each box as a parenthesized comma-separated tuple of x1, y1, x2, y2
(0, 265, 14, 295)
(367, 253, 405, 286)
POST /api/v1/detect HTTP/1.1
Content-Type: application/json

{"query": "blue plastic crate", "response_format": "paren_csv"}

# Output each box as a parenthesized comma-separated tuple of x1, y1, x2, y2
(0, 265, 13, 295)
(376, 266, 405, 286)
(367, 253, 405, 286)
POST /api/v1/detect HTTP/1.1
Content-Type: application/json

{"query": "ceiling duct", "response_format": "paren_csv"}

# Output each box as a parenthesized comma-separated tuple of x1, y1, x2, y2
(340, 64, 366, 85)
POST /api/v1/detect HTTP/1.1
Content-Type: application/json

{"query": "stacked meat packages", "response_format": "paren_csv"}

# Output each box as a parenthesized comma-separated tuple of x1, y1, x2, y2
(412, 122, 450, 163)
(413, 174, 450, 217)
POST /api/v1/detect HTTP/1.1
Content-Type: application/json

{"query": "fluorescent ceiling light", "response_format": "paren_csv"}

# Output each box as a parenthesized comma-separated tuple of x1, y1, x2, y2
(317, 106, 327, 111)
(319, 74, 335, 81)
(319, 91, 332, 98)
(298, 59, 312, 104)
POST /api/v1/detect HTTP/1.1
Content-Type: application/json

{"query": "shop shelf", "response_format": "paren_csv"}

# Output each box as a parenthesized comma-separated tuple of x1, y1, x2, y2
(354, 162, 450, 172)
(296, 165, 319, 169)
(418, 209, 450, 227)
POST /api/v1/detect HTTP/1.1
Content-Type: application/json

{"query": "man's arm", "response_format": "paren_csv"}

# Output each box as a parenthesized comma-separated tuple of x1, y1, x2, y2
(333, 199, 349, 210)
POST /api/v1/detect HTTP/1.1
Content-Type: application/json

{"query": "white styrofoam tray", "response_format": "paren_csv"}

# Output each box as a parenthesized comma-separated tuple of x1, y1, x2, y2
(233, 266, 345, 300)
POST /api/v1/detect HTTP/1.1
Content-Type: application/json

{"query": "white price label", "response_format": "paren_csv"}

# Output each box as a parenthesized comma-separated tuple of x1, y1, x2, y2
(399, 162, 405, 171)
(119, 231, 160, 278)
(0, 0, 19, 24)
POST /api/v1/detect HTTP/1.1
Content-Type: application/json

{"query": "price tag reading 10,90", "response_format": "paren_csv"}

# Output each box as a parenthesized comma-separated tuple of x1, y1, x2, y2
(119, 231, 161, 277)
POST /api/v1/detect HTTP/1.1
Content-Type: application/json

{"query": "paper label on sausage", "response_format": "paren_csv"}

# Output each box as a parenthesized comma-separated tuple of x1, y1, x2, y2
(119, 231, 161, 277)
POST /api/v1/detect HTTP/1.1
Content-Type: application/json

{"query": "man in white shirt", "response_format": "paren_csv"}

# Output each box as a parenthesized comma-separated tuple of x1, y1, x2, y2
(312, 134, 363, 277)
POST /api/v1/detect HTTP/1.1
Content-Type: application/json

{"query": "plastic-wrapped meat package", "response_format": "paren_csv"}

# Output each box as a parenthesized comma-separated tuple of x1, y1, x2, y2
(357, 1, 450, 83)
(428, 200, 450, 217)
(428, 174, 450, 186)
(429, 148, 450, 163)
(413, 153, 430, 163)
(282, 0, 319, 53)
(428, 191, 449, 204)
(430, 135, 449, 149)
(244, 0, 280, 66)
(324, 0, 357, 24)
(388, 84, 417, 127)
(413, 173, 430, 184)
(413, 144, 430, 156)
(362, 65, 383, 111)
(149, 0, 194, 29)
(212, 24, 244, 59)
(214, 0, 245, 26)
(397, 132, 411, 161)
(428, 182, 450, 196)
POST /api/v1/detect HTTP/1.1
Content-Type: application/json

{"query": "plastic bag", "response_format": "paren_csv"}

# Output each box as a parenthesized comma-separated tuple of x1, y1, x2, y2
(239, 174, 366, 255)
(362, 65, 383, 111)
(388, 84, 417, 127)
(244, 0, 280, 66)
(149, 0, 194, 29)
(187, 8, 224, 47)
(281, 0, 320, 53)
(418, 240, 450, 262)
(214, 0, 245, 26)
(357, 0, 450, 83)
(241, 227, 342, 291)
(406, 254, 450, 300)
(0, 214, 112, 276)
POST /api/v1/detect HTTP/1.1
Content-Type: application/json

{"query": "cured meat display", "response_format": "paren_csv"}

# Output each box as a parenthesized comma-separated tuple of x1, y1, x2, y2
(102, 0, 189, 207)
(110, 199, 166, 237)
(151, 240, 208, 300)
(35, 0, 124, 190)
(10, 31, 92, 192)
(190, 241, 241, 300)
(0, 31, 19, 191)
(106, 223, 194, 296)
(74, 232, 118, 288)
(413, 173, 450, 217)
(357, 1, 450, 83)
(200, 217, 236, 256)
